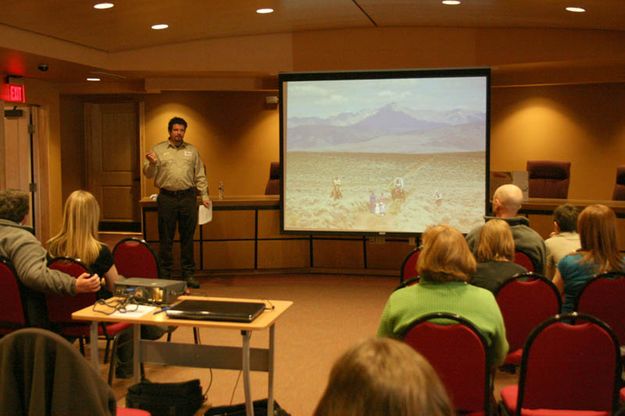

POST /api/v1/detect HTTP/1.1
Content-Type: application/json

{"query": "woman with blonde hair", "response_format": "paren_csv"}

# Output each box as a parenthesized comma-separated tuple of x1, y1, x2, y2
(47, 190, 120, 294)
(377, 224, 508, 366)
(553, 204, 625, 313)
(471, 219, 526, 293)
(314, 337, 453, 416)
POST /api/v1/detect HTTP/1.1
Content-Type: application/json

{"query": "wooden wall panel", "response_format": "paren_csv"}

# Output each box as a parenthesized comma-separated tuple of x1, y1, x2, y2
(258, 210, 301, 239)
(366, 240, 415, 270)
(312, 239, 364, 269)
(202, 210, 255, 239)
(202, 241, 255, 270)
(257, 239, 310, 269)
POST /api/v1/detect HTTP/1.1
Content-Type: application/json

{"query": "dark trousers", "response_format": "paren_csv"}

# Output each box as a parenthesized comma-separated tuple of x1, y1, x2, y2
(157, 191, 197, 278)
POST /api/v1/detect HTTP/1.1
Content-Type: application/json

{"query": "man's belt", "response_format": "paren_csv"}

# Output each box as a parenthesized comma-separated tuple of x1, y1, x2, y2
(159, 188, 196, 197)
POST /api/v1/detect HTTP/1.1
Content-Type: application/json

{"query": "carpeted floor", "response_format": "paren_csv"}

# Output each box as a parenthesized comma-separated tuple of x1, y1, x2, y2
(88, 273, 518, 416)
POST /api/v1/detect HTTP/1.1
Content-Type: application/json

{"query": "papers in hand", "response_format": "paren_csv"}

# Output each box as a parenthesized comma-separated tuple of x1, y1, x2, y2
(198, 203, 212, 224)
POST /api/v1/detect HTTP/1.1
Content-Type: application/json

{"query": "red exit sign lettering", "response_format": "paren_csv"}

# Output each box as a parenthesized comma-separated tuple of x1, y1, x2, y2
(1, 83, 26, 103)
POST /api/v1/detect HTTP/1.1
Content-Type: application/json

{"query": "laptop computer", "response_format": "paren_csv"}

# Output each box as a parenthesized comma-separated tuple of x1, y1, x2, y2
(165, 299, 266, 323)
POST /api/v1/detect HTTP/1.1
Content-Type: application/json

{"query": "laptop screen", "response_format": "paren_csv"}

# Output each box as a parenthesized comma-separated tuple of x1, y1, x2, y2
(165, 300, 266, 322)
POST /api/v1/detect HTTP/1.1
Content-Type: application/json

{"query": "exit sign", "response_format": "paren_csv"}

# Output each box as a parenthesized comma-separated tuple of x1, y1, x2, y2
(1, 83, 26, 103)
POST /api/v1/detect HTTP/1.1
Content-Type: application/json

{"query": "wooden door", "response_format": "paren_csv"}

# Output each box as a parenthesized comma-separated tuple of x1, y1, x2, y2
(84, 103, 140, 231)
(2, 106, 37, 232)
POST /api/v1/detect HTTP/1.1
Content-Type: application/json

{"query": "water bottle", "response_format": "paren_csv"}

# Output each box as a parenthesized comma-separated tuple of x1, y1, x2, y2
(218, 181, 224, 200)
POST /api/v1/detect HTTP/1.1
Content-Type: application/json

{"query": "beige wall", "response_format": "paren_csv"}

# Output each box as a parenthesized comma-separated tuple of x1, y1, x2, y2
(491, 83, 625, 200)
(142, 91, 280, 197)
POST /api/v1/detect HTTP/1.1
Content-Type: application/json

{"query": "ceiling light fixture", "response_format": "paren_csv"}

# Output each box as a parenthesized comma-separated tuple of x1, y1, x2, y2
(565, 6, 586, 13)
(442, 0, 461, 5)
(151, 23, 169, 30)
(93, 3, 114, 9)
(86, 77, 101, 82)
(256, 8, 274, 14)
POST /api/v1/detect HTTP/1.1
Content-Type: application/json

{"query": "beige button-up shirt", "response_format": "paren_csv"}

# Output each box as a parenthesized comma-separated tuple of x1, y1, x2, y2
(143, 140, 209, 202)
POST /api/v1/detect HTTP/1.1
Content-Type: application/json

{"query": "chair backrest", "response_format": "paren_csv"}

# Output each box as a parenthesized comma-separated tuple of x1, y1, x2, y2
(494, 272, 561, 353)
(0, 256, 27, 334)
(612, 166, 625, 200)
(264, 161, 280, 195)
(46, 257, 95, 326)
(575, 272, 625, 346)
(526, 160, 571, 198)
(513, 250, 535, 272)
(399, 248, 420, 283)
(403, 312, 491, 414)
(113, 237, 159, 279)
(516, 313, 620, 413)
(0, 327, 117, 415)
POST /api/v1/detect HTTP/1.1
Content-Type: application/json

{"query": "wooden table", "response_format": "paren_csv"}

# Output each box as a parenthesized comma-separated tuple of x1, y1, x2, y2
(72, 295, 293, 416)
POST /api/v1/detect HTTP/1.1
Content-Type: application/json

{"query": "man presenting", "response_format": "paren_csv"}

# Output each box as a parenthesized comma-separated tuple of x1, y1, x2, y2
(466, 184, 546, 274)
(143, 117, 211, 289)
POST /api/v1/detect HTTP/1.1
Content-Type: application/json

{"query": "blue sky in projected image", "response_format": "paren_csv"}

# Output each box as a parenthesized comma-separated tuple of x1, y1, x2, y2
(285, 76, 487, 154)
(286, 76, 486, 118)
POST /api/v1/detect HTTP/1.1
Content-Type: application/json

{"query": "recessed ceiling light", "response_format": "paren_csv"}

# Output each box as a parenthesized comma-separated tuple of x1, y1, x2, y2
(86, 77, 101, 82)
(442, 0, 461, 5)
(565, 6, 586, 13)
(256, 8, 274, 14)
(93, 3, 114, 9)
(151, 23, 169, 30)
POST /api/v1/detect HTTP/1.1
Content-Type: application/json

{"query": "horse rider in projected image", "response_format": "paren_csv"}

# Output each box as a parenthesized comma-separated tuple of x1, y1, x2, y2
(331, 176, 343, 200)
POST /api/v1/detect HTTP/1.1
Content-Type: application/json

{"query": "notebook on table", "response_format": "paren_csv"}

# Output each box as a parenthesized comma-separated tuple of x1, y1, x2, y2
(165, 299, 266, 323)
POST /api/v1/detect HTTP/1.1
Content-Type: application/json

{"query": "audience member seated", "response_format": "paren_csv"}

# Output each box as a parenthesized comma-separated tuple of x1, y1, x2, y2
(553, 204, 625, 313)
(313, 337, 453, 416)
(470, 219, 527, 293)
(264, 162, 280, 195)
(526, 159, 571, 198)
(0, 189, 100, 328)
(47, 190, 165, 379)
(544, 204, 581, 279)
(466, 184, 546, 274)
(377, 224, 508, 367)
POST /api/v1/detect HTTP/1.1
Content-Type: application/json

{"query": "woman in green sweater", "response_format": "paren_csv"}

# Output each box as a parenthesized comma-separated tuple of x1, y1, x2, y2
(377, 224, 508, 366)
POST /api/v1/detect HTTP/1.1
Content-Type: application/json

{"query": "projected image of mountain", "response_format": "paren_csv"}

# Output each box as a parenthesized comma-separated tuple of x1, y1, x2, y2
(287, 103, 485, 153)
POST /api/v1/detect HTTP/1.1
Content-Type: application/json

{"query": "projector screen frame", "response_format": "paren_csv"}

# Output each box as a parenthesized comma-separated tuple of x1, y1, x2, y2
(278, 67, 491, 237)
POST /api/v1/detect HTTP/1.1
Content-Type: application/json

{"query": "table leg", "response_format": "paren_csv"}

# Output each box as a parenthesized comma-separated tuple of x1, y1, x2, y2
(242, 330, 254, 416)
(133, 323, 141, 383)
(268, 325, 275, 414)
(90, 321, 99, 368)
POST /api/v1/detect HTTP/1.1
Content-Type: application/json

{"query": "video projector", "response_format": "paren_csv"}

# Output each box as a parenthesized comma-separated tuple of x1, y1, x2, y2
(114, 278, 186, 305)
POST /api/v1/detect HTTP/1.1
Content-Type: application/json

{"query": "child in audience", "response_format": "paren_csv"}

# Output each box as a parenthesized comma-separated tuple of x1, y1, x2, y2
(553, 204, 624, 313)
(544, 204, 581, 279)
(471, 219, 527, 292)
(377, 224, 508, 366)
(313, 337, 453, 416)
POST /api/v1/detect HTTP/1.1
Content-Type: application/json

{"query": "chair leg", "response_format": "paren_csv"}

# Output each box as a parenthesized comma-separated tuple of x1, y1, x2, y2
(166, 331, 172, 342)
(193, 327, 201, 344)
(79, 337, 86, 356)
(108, 336, 119, 385)
(104, 338, 112, 364)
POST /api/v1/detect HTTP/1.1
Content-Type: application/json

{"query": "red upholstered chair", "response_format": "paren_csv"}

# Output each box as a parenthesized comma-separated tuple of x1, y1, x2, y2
(494, 273, 561, 370)
(47, 257, 132, 384)
(575, 272, 625, 348)
(404, 312, 493, 415)
(113, 237, 160, 279)
(500, 313, 621, 416)
(399, 248, 420, 284)
(0, 257, 27, 336)
(513, 250, 535, 273)
(264, 161, 281, 195)
(526, 160, 571, 199)
(613, 166, 625, 200)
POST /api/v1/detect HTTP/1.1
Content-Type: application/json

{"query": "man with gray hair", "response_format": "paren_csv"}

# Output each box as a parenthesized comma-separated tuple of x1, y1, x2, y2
(466, 184, 546, 274)
(0, 189, 101, 327)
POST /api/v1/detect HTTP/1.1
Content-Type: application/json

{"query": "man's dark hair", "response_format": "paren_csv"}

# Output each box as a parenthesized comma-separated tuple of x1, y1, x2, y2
(168, 117, 188, 132)
(553, 204, 579, 232)
(0, 189, 29, 223)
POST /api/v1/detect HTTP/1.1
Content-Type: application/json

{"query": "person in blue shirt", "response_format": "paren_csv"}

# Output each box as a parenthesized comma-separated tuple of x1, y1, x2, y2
(553, 204, 625, 313)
